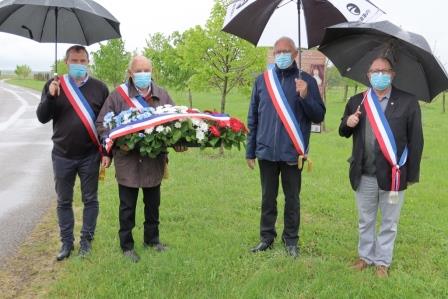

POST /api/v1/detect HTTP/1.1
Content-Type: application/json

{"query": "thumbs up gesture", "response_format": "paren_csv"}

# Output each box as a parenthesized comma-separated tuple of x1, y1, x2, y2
(347, 106, 362, 128)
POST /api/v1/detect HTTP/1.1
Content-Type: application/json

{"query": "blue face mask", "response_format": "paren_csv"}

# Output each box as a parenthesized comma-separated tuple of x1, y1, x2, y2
(275, 53, 293, 70)
(133, 72, 151, 89)
(370, 72, 392, 91)
(68, 64, 88, 79)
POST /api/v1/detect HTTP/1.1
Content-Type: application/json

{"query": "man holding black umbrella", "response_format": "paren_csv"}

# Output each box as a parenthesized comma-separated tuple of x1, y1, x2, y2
(339, 56, 423, 277)
(37, 45, 110, 261)
(246, 37, 325, 258)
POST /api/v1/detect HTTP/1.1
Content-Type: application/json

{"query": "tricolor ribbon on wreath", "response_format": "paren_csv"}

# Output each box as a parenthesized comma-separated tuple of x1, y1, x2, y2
(105, 113, 231, 153)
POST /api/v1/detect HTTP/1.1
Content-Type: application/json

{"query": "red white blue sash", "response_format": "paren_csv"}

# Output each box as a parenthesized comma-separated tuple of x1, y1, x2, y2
(363, 89, 408, 191)
(59, 75, 102, 153)
(116, 84, 149, 111)
(263, 69, 306, 156)
(105, 113, 231, 153)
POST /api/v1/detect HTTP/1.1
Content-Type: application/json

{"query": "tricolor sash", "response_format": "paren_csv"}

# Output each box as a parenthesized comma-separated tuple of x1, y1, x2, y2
(363, 89, 408, 192)
(59, 75, 102, 153)
(117, 83, 149, 111)
(105, 112, 231, 153)
(263, 69, 307, 164)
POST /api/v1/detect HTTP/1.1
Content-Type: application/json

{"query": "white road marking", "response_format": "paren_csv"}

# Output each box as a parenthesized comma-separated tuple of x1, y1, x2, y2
(0, 87, 29, 131)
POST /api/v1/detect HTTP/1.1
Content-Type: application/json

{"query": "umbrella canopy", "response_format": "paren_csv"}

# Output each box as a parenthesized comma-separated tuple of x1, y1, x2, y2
(0, 0, 120, 45)
(319, 20, 448, 102)
(0, 0, 121, 73)
(222, 0, 385, 49)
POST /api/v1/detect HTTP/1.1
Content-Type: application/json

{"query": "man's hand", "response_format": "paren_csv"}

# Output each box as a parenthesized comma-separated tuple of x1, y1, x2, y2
(173, 145, 188, 152)
(49, 77, 60, 97)
(347, 106, 362, 128)
(247, 159, 256, 170)
(102, 156, 112, 168)
(295, 78, 308, 98)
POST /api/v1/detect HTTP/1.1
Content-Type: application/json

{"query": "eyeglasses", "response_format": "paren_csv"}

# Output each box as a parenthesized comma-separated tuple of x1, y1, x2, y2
(368, 69, 393, 74)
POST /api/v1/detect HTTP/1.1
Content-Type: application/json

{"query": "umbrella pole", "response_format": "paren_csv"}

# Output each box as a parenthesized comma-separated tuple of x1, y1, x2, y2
(54, 7, 58, 76)
(297, 0, 302, 79)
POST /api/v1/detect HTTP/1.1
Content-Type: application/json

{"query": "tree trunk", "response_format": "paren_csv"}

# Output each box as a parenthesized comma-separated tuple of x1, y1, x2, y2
(343, 85, 348, 102)
(188, 88, 193, 108)
(220, 77, 228, 114)
(354, 84, 358, 95)
(219, 77, 229, 155)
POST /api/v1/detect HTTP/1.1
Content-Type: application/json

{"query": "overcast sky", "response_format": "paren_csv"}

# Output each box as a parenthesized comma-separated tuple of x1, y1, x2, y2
(0, 0, 446, 71)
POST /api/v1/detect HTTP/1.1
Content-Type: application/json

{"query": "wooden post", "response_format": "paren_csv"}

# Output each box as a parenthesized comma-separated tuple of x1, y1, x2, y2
(343, 85, 348, 102)
(188, 88, 193, 108)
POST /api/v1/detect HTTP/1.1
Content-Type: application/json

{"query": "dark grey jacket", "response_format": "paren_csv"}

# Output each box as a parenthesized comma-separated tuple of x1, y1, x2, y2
(339, 87, 424, 191)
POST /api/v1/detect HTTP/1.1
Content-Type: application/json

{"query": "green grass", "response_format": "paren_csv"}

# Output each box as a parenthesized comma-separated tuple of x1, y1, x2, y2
(6, 78, 46, 91)
(7, 79, 448, 297)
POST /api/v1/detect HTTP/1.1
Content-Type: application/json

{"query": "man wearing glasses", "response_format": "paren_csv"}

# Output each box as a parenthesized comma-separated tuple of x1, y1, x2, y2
(339, 56, 423, 277)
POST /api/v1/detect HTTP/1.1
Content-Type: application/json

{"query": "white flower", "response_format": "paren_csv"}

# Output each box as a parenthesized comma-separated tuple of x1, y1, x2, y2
(191, 119, 202, 127)
(145, 127, 154, 134)
(196, 130, 205, 141)
(200, 122, 209, 132)
(174, 122, 182, 129)
(176, 106, 189, 113)
(163, 126, 172, 134)
(156, 126, 164, 133)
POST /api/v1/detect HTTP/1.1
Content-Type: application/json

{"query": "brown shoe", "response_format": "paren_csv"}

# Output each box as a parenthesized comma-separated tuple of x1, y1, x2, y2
(375, 265, 389, 278)
(352, 258, 369, 271)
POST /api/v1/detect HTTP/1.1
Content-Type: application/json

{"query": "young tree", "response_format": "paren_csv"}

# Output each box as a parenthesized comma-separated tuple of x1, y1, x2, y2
(144, 32, 181, 88)
(14, 64, 32, 78)
(51, 59, 68, 75)
(91, 39, 131, 87)
(178, 0, 267, 113)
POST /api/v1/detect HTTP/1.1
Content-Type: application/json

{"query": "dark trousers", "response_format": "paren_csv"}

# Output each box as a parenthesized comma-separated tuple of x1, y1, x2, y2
(118, 184, 161, 251)
(52, 152, 100, 245)
(258, 159, 302, 246)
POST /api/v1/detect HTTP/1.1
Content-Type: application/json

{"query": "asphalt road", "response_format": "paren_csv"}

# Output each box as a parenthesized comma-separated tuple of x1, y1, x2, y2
(0, 80, 54, 266)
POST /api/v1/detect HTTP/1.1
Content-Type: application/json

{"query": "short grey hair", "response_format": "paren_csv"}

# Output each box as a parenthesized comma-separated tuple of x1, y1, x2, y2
(127, 55, 153, 71)
(274, 37, 297, 51)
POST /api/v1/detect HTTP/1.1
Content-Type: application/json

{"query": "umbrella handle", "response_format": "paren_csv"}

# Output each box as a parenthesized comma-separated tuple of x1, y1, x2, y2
(54, 7, 59, 75)
(297, 0, 302, 79)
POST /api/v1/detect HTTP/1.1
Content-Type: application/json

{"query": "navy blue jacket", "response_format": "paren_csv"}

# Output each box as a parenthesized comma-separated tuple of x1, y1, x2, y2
(246, 62, 326, 162)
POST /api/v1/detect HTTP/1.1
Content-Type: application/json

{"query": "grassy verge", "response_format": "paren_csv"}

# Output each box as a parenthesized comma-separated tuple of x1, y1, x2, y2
(3, 81, 447, 297)
(6, 78, 45, 91)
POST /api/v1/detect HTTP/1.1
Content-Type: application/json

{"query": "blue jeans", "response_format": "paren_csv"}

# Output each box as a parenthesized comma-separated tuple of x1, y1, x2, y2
(52, 151, 100, 245)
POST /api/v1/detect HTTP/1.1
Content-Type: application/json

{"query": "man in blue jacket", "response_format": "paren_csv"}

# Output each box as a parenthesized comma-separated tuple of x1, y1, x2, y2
(246, 37, 326, 257)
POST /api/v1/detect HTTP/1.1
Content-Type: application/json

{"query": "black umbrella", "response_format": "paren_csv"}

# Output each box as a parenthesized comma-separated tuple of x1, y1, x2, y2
(0, 0, 121, 73)
(319, 20, 448, 102)
(222, 0, 384, 48)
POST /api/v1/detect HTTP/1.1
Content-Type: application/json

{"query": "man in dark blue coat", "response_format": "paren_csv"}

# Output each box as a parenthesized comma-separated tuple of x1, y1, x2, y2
(246, 37, 326, 257)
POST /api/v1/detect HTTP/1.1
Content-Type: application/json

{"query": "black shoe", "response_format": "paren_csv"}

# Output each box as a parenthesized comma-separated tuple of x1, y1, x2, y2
(285, 245, 299, 258)
(144, 242, 168, 252)
(123, 249, 140, 263)
(56, 243, 74, 261)
(79, 240, 92, 257)
(250, 241, 273, 253)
